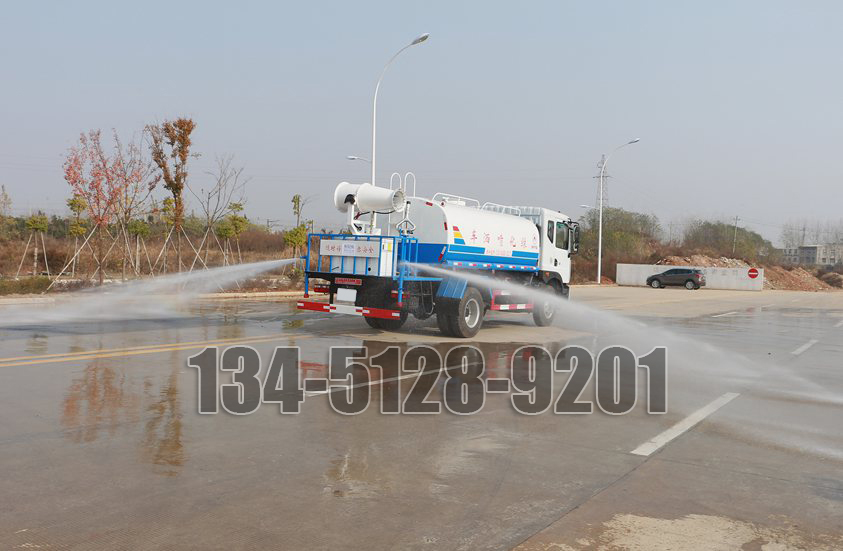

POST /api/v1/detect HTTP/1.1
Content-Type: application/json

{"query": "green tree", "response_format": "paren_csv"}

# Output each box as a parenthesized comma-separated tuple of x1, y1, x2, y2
(284, 224, 308, 255)
(579, 207, 660, 257)
(67, 194, 88, 238)
(0, 185, 11, 218)
(224, 202, 249, 263)
(26, 214, 49, 234)
(161, 197, 176, 229)
(215, 219, 235, 240)
(128, 219, 150, 239)
(291, 195, 301, 226)
(0, 185, 13, 238)
(682, 220, 775, 262)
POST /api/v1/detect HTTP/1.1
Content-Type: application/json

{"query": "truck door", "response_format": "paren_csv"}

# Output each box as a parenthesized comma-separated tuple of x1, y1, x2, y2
(540, 218, 568, 274)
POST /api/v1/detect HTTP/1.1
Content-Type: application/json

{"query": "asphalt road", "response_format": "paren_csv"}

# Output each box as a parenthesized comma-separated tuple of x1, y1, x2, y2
(0, 286, 841, 550)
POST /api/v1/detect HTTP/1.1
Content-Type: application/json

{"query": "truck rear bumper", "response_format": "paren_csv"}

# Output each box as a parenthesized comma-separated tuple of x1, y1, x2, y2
(297, 300, 402, 320)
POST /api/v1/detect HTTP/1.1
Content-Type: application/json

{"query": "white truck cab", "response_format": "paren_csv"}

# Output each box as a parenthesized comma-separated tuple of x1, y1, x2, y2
(517, 207, 579, 290)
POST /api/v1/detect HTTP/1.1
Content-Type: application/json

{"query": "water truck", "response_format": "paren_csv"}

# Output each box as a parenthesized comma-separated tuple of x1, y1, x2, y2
(297, 175, 580, 338)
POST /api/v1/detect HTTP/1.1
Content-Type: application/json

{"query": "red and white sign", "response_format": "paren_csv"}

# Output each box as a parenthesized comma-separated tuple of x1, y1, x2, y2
(335, 277, 362, 286)
(747, 268, 759, 279)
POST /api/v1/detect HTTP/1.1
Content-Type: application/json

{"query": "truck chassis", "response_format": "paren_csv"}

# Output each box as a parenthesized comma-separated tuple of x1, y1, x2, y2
(297, 233, 567, 338)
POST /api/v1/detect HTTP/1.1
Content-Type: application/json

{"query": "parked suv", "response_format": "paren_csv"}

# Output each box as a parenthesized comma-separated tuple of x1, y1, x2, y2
(647, 268, 706, 290)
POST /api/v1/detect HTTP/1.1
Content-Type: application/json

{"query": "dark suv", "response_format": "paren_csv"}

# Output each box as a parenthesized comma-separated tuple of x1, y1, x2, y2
(647, 268, 706, 290)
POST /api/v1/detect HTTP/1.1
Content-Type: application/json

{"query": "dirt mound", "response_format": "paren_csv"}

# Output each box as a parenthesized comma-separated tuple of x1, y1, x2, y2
(763, 265, 831, 291)
(820, 272, 843, 288)
(657, 255, 749, 268)
(656, 254, 833, 292)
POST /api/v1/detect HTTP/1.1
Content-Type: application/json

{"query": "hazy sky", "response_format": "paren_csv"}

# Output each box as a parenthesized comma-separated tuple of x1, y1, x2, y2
(1, 1, 841, 244)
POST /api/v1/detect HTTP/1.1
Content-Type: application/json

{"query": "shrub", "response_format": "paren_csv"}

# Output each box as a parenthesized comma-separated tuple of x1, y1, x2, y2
(820, 272, 843, 288)
(0, 276, 52, 295)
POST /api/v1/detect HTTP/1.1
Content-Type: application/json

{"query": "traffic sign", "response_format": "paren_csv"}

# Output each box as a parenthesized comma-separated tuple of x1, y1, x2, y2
(748, 268, 759, 279)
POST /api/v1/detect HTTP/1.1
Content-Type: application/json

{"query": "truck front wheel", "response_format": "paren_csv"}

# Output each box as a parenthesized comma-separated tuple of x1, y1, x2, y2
(533, 281, 565, 327)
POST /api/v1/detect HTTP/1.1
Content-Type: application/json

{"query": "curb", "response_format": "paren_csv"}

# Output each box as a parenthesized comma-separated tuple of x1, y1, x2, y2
(198, 291, 304, 300)
(0, 296, 56, 305)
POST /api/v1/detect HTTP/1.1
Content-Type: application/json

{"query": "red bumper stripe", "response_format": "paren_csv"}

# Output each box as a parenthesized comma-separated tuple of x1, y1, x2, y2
(297, 300, 401, 320)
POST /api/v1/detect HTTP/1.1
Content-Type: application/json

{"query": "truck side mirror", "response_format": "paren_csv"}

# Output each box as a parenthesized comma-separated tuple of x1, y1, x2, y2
(570, 224, 580, 254)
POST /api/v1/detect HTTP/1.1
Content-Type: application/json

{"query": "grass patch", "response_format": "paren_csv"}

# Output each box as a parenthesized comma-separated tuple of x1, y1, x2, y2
(0, 276, 52, 295)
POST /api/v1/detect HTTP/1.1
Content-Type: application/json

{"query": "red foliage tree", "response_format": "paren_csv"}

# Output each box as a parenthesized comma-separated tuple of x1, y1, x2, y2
(63, 130, 127, 284)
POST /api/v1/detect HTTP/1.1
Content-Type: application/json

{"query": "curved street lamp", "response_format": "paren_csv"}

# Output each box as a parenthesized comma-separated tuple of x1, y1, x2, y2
(597, 138, 640, 284)
(368, 33, 429, 232)
(346, 155, 372, 164)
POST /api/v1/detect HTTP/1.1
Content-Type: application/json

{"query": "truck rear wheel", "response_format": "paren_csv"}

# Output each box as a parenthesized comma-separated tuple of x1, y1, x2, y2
(364, 317, 384, 329)
(449, 287, 485, 338)
(359, 285, 407, 331)
(436, 306, 455, 337)
(376, 310, 408, 331)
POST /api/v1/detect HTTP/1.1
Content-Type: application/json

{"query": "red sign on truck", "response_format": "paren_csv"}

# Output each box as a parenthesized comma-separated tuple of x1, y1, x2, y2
(748, 268, 759, 279)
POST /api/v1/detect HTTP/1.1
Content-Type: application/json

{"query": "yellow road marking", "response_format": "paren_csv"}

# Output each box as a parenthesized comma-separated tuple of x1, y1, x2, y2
(0, 334, 312, 368)
(0, 333, 291, 362)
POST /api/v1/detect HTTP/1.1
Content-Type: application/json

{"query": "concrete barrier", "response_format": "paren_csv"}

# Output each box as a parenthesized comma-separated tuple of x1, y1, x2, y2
(616, 264, 764, 291)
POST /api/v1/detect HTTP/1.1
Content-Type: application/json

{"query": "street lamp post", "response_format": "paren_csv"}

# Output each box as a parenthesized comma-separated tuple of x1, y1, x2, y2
(369, 33, 429, 232)
(597, 138, 640, 284)
(346, 155, 371, 164)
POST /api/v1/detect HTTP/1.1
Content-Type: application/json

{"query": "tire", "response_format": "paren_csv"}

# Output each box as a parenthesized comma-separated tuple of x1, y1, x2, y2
(436, 306, 455, 337)
(684, 280, 696, 290)
(359, 283, 407, 331)
(377, 310, 408, 331)
(364, 317, 383, 329)
(448, 287, 485, 339)
(533, 281, 563, 327)
(413, 310, 433, 321)
(650, 279, 661, 289)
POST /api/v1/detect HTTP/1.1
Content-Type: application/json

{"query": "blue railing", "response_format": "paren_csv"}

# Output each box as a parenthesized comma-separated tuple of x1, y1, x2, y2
(303, 233, 437, 303)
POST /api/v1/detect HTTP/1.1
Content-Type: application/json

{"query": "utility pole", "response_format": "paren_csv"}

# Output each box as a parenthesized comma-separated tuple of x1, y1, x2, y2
(732, 215, 739, 256)
(593, 155, 610, 209)
(592, 139, 639, 284)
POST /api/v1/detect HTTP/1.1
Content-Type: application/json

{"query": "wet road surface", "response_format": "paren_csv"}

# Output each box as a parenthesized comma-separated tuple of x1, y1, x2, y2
(1, 287, 841, 549)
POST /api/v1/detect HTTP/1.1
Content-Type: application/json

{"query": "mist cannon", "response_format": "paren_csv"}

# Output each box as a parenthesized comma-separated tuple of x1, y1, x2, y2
(333, 182, 405, 214)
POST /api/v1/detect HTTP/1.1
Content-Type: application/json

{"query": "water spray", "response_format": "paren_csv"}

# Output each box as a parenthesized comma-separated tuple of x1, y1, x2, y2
(0, 258, 298, 327)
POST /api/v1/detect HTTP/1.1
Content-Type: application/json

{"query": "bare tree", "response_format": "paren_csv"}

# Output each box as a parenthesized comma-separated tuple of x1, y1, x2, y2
(112, 130, 160, 278)
(187, 155, 248, 269)
(291, 193, 317, 227)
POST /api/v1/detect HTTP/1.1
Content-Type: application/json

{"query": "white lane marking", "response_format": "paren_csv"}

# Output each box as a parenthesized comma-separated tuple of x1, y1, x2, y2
(630, 392, 740, 457)
(760, 304, 774, 308)
(835, 319, 843, 328)
(791, 339, 818, 356)
(711, 311, 738, 318)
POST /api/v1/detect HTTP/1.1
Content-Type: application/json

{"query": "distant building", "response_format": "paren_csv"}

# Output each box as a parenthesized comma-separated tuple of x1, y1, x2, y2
(781, 244, 843, 266)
